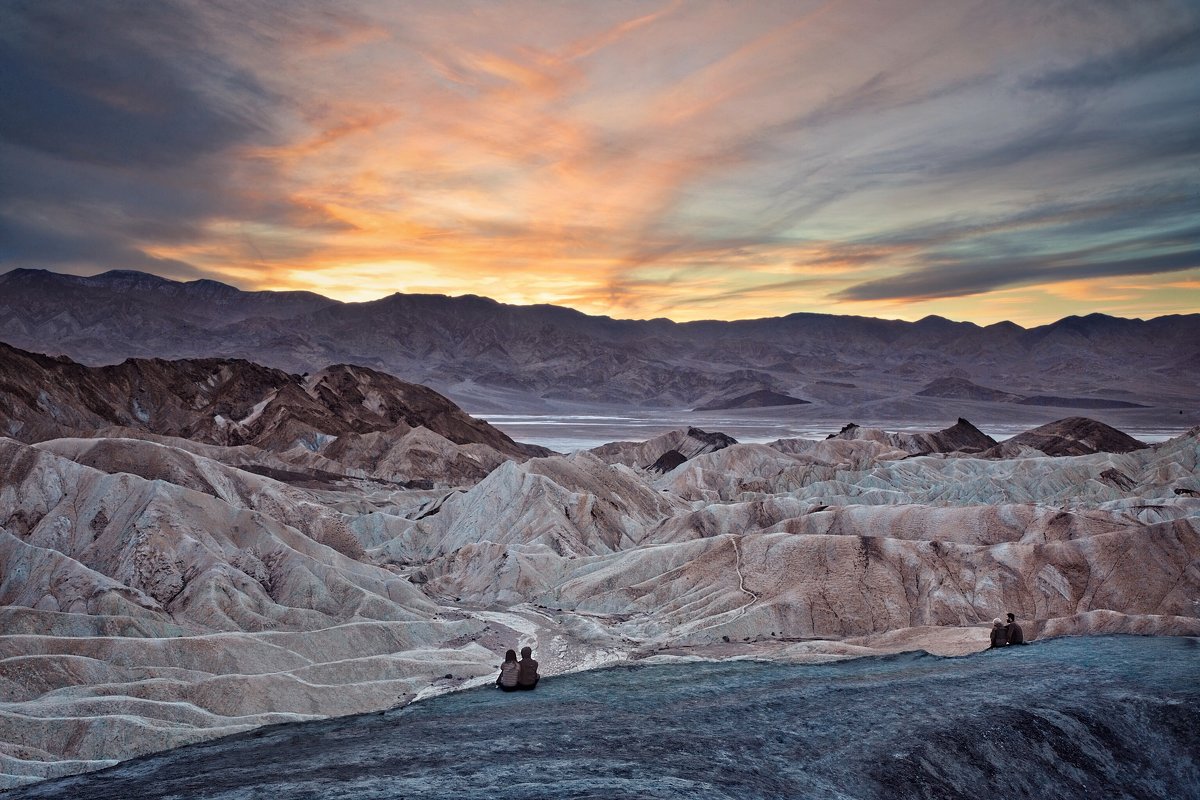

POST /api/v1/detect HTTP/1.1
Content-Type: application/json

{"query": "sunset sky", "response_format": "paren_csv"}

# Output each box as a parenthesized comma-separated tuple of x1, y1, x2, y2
(2, 0, 1198, 325)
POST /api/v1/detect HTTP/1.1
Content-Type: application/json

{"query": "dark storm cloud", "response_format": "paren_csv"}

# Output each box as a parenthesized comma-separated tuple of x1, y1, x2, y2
(0, 215, 207, 280)
(1025, 20, 1200, 93)
(0, 0, 275, 167)
(0, 0, 326, 278)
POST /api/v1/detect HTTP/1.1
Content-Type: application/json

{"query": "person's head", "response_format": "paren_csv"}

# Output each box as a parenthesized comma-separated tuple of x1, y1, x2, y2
(505, 649, 517, 663)
(1006, 612, 1015, 623)
(520, 646, 532, 658)
(992, 618, 1003, 628)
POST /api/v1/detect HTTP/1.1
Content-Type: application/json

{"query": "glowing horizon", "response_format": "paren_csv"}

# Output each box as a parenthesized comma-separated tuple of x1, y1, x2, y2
(2, 1, 1198, 327)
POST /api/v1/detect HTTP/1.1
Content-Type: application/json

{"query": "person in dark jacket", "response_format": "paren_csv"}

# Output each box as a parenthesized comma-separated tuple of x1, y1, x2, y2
(988, 618, 1008, 649)
(1005, 612, 1026, 645)
(516, 645, 539, 690)
(496, 649, 519, 691)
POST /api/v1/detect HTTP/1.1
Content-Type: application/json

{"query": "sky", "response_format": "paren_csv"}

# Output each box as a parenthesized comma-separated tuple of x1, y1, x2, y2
(1, 0, 1199, 325)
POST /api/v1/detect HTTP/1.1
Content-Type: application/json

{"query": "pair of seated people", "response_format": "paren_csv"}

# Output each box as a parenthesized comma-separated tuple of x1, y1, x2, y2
(989, 612, 1026, 648)
(496, 646, 539, 691)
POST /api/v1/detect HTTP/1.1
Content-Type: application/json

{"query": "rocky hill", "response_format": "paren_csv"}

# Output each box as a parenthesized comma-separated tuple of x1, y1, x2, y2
(0, 342, 546, 462)
(981, 416, 1148, 458)
(3, 268, 1198, 416)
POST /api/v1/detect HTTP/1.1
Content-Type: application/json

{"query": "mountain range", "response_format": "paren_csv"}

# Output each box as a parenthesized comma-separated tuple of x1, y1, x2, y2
(2, 268, 1197, 417)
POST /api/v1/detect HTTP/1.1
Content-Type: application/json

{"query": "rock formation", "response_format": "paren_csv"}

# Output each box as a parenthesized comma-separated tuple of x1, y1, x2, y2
(825, 418, 996, 455)
(590, 427, 737, 470)
(981, 416, 1148, 458)
(0, 342, 547, 464)
(0, 343, 1197, 790)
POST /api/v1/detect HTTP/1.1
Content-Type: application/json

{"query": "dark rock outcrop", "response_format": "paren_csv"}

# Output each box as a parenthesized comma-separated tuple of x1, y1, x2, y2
(983, 417, 1148, 458)
(648, 449, 689, 474)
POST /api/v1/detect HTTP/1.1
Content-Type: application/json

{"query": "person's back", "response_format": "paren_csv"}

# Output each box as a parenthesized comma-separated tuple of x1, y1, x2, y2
(496, 649, 519, 691)
(989, 619, 1007, 649)
(1005, 613, 1025, 645)
(517, 646, 539, 690)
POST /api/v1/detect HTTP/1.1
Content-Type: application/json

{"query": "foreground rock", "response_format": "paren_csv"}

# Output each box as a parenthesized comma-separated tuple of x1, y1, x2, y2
(5, 636, 1196, 800)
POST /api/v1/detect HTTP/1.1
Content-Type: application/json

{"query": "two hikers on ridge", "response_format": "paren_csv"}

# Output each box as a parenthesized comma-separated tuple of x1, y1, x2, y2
(495, 646, 539, 691)
(988, 612, 1027, 648)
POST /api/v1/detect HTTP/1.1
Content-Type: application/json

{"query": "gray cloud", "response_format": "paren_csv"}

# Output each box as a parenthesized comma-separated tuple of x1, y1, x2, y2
(0, 214, 209, 280)
(1025, 19, 1200, 93)
(829, 182, 1200, 302)
(0, 1, 365, 279)
(835, 243, 1200, 303)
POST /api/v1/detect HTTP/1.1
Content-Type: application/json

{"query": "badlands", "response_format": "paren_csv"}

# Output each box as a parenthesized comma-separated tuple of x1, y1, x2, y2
(1, 342, 1198, 790)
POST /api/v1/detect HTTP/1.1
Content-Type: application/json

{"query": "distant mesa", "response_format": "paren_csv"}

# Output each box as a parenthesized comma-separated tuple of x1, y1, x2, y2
(694, 389, 810, 411)
(916, 377, 1023, 402)
(982, 416, 1148, 458)
(917, 376, 1148, 409)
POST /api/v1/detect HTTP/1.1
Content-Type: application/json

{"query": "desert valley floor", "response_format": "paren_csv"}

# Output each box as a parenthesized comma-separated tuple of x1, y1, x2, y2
(0, 343, 1198, 793)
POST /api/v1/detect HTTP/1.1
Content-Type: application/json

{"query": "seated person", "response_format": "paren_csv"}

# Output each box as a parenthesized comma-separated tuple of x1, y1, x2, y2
(516, 645, 539, 690)
(988, 618, 1007, 649)
(1005, 612, 1026, 645)
(496, 649, 519, 691)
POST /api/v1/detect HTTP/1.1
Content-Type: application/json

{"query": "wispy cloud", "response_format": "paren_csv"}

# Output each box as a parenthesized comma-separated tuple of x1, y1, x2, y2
(1, 0, 1198, 324)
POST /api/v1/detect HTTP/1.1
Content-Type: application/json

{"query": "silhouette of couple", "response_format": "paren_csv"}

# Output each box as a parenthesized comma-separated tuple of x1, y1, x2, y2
(988, 612, 1027, 648)
(495, 646, 539, 691)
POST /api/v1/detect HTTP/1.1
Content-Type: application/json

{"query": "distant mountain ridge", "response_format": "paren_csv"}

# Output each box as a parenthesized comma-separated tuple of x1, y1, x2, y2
(2, 268, 1198, 412)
